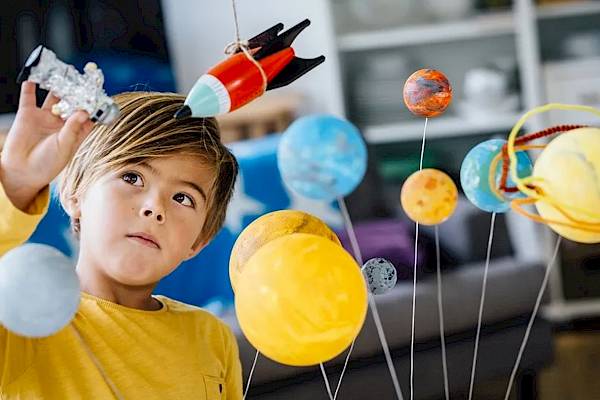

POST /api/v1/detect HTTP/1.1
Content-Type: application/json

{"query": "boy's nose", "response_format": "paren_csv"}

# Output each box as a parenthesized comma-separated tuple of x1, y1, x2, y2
(141, 207, 165, 223)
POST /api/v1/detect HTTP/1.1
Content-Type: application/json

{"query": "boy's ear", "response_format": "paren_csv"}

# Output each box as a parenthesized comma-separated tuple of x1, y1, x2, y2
(185, 239, 210, 261)
(63, 196, 81, 219)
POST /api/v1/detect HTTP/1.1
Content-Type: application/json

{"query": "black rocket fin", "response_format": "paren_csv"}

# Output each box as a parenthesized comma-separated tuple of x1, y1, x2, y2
(266, 55, 326, 91)
(236, 23, 284, 53)
(253, 19, 311, 60)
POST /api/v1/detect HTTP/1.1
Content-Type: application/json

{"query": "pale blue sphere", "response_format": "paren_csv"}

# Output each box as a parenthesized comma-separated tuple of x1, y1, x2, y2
(460, 139, 533, 213)
(277, 115, 367, 201)
(0, 244, 80, 337)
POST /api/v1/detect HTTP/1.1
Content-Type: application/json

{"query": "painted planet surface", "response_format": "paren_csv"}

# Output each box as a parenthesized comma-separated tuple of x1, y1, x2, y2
(403, 69, 452, 118)
(460, 139, 533, 213)
(400, 169, 458, 225)
(277, 114, 367, 201)
(533, 127, 600, 243)
(362, 258, 397, 295)
(229, 210, 341, 290)
(235, 233, 367, 366)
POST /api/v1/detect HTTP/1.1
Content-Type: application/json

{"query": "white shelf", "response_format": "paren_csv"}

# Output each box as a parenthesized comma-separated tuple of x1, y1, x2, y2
(537, 0, 600, 19)
(543, 300, 600, 321)
(338, 11, 514, 52)
(364, 111, 524, 144)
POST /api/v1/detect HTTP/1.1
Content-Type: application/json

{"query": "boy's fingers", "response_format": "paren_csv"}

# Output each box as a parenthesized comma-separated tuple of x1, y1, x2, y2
(77, 120, 95, 144)
(40, 112, 65, 131)
(58, 111, 90, 150)
(73, 120, 96, 153)
(18, 81, 37, 109)
(41, 92, 60, 111)
(82, 120, 96, 134)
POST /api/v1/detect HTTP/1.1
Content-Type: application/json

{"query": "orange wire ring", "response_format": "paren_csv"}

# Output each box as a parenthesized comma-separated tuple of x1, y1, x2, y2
(497, 104, 600, 232)
(488, 144, 545, 202)
(511, 198, 600, 232)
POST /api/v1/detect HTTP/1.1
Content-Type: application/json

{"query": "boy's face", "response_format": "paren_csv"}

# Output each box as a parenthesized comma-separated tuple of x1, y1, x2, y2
(74, 155, 215, 287)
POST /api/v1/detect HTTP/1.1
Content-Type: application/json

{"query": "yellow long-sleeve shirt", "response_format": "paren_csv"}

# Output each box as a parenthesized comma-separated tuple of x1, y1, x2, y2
(0, 183, 243, 399)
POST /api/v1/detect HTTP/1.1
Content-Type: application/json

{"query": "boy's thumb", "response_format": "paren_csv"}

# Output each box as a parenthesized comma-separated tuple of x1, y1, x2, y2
(58, 111, 90, 152)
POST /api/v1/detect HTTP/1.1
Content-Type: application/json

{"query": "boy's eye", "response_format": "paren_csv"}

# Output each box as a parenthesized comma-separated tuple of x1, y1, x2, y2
(122, 172, 143, 186)
(174, 193, 195, 208)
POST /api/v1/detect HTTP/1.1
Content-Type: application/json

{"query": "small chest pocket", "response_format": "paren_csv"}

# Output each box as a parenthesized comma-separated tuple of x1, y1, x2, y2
(204, 375, 226, 400)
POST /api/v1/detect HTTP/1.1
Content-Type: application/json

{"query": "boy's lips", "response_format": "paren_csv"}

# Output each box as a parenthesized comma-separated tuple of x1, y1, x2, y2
(126, 232, 160, 249)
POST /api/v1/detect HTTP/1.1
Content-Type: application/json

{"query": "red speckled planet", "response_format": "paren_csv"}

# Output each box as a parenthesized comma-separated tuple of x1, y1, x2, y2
(403, 69, 452, 118)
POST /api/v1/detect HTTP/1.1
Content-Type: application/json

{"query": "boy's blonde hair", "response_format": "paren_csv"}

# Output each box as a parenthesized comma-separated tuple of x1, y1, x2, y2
(59, 92, 238, 245)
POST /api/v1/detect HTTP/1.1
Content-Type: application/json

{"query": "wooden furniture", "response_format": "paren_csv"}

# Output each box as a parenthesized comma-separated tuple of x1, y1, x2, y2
(215, 94, 302, 143)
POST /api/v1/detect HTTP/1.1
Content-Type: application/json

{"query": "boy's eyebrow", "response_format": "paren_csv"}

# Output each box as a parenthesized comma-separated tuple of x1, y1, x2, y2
(137, 162, 207, 202)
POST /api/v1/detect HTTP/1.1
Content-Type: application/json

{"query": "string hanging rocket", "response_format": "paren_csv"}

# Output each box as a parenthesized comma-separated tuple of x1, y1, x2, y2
(175, 19, 325, 119)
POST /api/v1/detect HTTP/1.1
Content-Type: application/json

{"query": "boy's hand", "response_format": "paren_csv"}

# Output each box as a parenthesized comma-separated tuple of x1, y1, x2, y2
(0, 81, 95, 211)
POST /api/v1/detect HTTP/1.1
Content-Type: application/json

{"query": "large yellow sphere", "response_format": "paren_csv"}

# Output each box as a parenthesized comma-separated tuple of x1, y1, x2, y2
(533, 127, 600, 243)
(400, 168, 458, 225)
(235, 233, 368, 366)
(229, 210, 340, 290)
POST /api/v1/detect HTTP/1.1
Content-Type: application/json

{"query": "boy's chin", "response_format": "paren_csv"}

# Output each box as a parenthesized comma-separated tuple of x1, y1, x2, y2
(112, 274, 160, 288)
(107, 260, 167, 288)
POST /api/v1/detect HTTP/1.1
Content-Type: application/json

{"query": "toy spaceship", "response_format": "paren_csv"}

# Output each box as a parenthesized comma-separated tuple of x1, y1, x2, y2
(17, 45, 119, 125)
(174, 19, 325, 119)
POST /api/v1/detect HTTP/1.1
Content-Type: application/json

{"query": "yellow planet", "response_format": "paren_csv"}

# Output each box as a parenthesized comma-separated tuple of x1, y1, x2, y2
(400, 168, 458, 225)
(533, 127, 600, 243)
(229, 210, 341, 290)
(235, 233, 367, 366)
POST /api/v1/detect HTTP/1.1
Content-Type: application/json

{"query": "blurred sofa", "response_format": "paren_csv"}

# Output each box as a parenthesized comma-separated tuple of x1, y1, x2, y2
(29, 134, 553, 400)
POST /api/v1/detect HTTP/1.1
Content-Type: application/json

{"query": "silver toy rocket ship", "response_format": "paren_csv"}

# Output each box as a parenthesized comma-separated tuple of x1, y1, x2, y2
(17, 45, 119, 125)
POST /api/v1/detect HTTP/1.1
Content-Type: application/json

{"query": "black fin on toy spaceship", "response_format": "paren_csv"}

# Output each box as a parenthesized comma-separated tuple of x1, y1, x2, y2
(236, 23, 284, 52)
(267, 55, 326, 91)
(253, 19, 312, 60)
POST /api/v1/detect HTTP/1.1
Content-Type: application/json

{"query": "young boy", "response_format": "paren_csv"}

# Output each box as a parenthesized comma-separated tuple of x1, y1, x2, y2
(0, 82, 242, 399)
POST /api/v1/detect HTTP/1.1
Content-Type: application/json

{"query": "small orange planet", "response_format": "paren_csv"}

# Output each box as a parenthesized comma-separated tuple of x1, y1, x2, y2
(403, 69, 452, 118)
(400, 169, 458, 225)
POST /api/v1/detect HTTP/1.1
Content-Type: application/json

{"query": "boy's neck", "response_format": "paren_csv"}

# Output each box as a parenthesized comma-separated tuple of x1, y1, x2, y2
(76, 266, 162, 311)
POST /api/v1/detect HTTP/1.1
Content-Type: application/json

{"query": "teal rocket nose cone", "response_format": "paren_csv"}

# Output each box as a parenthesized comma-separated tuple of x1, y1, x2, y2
(184, 80, 223, 118)
(174, 105, 192, 120)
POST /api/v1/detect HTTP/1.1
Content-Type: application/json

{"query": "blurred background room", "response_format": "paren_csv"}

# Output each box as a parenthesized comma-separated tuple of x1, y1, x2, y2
(1, 0, 600, 399)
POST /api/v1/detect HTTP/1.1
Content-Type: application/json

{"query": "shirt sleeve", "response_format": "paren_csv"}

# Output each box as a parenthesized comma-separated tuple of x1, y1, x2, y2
(0, 181, 50, 257)
(223, 325, 243, 400)
(0, 182, 48, 390)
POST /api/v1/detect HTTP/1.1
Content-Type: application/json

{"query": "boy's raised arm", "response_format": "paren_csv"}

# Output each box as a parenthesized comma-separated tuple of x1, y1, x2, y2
(0, 182, 49, 257)
(0, 82, 94, 256)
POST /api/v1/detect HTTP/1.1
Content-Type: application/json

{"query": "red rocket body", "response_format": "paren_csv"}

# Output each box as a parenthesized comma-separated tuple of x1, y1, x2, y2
(208, 47, 296, 113)
(176, 20, 325, 119)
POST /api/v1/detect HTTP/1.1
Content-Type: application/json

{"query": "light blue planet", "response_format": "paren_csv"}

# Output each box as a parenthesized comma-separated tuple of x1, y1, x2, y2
(460, 139, 533, 213)
(277, 115, 367, 201)
(0, 243, 80, 338)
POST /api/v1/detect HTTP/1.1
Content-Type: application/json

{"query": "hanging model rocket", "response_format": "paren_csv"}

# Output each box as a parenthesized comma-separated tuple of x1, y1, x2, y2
(174, 19, 325, 119)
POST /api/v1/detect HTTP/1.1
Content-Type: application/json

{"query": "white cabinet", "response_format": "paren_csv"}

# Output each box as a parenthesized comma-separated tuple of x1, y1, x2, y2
(328, 0, 600, 321)
(330, 0, 600, 143)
